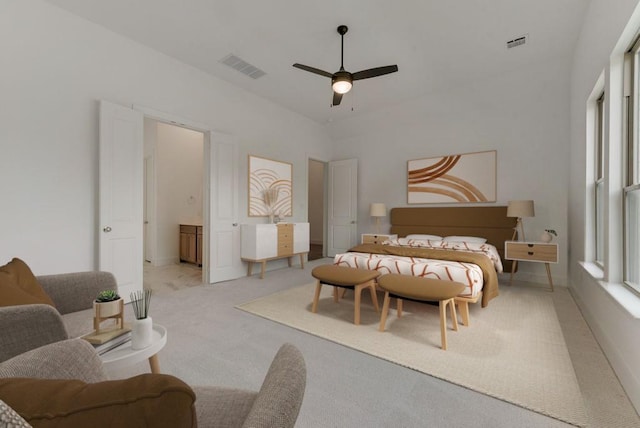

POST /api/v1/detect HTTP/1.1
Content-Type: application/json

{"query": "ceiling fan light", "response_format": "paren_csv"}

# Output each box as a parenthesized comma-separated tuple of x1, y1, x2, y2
(332, 77, 352, 94)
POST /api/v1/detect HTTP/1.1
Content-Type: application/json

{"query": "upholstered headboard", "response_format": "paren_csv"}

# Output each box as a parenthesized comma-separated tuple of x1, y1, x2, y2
(389, 206, 517, 271)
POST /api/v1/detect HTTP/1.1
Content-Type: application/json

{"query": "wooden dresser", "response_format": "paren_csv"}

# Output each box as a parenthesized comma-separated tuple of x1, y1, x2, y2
(179, 224, 203, 266)
(241, 223, 310, 279)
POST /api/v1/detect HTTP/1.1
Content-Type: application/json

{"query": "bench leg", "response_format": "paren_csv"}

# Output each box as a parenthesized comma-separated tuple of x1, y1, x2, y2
(368, 281, 380, 312)
(439, 300, 448, 350)
(354, 284, 364, 325)
(397, 298, 403, 318)
(456, 299, 470, 326)
(378, 292, 391, 332)
(333, 287, 339, 302)
(312, 281, 322, 313)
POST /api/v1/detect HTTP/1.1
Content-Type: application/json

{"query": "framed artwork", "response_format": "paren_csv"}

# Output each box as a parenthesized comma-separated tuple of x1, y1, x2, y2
(407, 150, 497, 204)
(248, 155, 293, 217)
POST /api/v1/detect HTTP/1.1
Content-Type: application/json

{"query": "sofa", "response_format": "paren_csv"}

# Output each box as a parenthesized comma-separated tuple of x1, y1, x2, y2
(0, 258, 307, 427)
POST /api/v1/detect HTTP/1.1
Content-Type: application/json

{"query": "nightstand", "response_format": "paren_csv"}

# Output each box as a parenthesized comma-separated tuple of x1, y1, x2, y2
(504, 241, 558, 291)
(361, 233, 397, 244)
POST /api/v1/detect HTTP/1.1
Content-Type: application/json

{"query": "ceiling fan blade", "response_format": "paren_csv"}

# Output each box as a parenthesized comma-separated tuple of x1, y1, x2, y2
(293, 63, 333, 78)
(352, 65, 398, 81)
(332, 92, 343, 106)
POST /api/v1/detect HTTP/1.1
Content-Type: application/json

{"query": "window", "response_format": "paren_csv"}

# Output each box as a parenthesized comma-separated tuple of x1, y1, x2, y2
(625, 40, 640, 293)
(595, 93, 605, 267)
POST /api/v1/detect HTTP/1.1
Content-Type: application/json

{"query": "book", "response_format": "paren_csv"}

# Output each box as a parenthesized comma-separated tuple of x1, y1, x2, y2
(82, 323, 131, 345)
(93, 332, 132, 355)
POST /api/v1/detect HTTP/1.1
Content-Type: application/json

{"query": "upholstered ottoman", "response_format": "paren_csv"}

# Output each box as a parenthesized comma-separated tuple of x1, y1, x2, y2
(377, 274, 465, 350)
(311, 265, 381, 325)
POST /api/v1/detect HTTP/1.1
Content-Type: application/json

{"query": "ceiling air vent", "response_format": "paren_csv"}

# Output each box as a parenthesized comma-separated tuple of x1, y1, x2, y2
(220, 54, 266, 79)
(506, 34, 528, 49)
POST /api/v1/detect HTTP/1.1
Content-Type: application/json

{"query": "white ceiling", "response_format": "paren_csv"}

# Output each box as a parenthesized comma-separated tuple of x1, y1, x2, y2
(45, 0, 589, 126)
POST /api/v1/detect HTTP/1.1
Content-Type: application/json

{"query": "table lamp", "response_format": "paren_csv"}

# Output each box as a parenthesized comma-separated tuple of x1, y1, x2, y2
(507, 200, 535, 241)
(370, 203, 387, 234)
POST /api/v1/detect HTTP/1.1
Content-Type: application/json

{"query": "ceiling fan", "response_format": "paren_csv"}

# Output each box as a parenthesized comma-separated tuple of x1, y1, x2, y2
(293, 25, 398, 106)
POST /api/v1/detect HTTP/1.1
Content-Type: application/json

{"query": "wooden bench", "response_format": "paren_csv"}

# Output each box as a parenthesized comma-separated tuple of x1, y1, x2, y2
(311, 265, 381, 325)
(377, 274, 465, 350)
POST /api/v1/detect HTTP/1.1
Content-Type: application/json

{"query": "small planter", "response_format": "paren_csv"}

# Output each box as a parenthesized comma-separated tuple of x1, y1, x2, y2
(130, 289, 153, 349)
(94, 299, 122, 318)
(93, 298, 124, 333)
(131, 316, 153, 350)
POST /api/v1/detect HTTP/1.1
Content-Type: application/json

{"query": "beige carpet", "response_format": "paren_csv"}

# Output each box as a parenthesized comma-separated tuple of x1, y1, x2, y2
(238, 283, 589, 427)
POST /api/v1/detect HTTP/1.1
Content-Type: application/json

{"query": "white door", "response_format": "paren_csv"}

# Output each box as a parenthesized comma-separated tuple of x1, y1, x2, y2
(207, 132, 244, 282)
(327, 159, 358, 257)
(99, 100, 144, 302)
(143, 156, 154, 263)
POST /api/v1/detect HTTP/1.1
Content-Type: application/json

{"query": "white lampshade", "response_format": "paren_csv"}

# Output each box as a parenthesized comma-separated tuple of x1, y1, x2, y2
(370, 203, 387, 217)
(332, 79, 352, 94)
(507, 200, 535, 218)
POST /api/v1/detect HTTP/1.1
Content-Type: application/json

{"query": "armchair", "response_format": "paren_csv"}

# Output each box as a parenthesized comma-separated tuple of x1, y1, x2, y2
(0, 271, 116, 362)
(0, 338, 306, 428)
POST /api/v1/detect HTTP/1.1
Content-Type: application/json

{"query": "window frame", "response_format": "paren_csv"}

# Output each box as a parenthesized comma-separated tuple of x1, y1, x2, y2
(623, 38, 640, 293)
(594, 92, 605, 268)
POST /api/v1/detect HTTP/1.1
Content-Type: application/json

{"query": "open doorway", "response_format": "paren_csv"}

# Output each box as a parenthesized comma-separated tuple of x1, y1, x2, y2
(308, 159, 326, 260)
(143, 118, 205, 289)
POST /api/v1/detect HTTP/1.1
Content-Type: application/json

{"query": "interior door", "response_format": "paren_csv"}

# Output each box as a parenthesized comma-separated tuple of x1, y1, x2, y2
(143, 156, 154, 263)
(99, 100, 144, 302)
(327, 158, 358, 257)
(207, 131, 244, 282)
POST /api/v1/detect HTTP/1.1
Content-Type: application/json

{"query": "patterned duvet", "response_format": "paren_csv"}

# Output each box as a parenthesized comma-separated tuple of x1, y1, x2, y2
(333, 238, 503, 300)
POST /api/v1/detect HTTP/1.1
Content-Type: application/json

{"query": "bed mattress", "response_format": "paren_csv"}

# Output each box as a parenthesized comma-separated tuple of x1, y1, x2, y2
(333, 238, 503, 300)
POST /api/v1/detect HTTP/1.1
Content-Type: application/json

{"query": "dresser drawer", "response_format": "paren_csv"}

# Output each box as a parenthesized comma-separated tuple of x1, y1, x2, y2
(505, 242, 558, 263)
(277, 223, 293, 239)
(277, 242, 293, 256)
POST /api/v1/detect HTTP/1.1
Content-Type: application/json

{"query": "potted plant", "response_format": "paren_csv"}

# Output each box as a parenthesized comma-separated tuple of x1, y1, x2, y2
(93, 289, 123, 333)
(541, 229, 557, 243)
(130, 290, 153, 350)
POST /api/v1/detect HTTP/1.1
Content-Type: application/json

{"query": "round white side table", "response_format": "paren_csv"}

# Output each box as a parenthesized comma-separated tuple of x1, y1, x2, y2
(100, 324, 167, 374)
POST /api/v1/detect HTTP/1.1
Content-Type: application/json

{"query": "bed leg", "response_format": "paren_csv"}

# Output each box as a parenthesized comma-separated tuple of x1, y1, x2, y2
(456, 300, 470, 326)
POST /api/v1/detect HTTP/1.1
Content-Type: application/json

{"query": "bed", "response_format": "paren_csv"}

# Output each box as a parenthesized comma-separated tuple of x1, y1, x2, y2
(333, 206, 516, 318)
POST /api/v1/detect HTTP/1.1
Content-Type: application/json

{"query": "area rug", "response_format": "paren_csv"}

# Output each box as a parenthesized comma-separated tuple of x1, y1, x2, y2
(237, 283, 588, 427)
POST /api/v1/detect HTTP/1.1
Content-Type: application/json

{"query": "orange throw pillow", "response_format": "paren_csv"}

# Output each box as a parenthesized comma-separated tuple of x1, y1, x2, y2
(0, 258, 55, 308)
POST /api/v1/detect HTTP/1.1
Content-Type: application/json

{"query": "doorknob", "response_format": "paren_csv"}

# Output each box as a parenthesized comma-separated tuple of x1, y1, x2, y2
(232, 223, 238, 227)
(350, 220, 356, 224)
(103, 226, 112, 233)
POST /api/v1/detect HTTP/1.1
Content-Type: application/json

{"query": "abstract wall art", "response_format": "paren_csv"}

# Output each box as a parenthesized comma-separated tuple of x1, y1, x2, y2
(407, 150, 497, 204)
(248, 155, 293, 217)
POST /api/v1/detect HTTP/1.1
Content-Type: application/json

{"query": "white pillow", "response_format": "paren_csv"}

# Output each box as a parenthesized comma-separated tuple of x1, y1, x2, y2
(443, 236, 487, 243)
(406, 234, 442, 240)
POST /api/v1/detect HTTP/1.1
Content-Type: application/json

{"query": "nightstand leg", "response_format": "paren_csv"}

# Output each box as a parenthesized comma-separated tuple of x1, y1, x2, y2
(545, 263, 554, 292)
(510, 260, 518, 285)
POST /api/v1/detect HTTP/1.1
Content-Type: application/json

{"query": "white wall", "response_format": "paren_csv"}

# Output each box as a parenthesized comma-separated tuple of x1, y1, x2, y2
(0, 0, 332, 275)
(330, 58, 571, 285)
(155, 122, 203, 265)
(569, 0, 640, 413)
